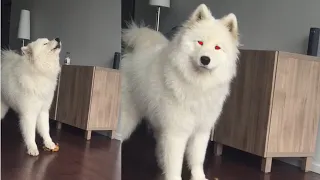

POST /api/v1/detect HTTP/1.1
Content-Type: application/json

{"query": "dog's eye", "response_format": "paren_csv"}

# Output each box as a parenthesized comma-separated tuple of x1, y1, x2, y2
(215, 45, 221, 50)
(44, 43, 48, 45)
(197, 41, 204, 46)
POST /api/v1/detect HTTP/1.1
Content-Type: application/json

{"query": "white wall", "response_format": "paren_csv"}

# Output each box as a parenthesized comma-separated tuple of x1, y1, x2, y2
(135, 0, 320, 54)
(10, 0, 121, 67)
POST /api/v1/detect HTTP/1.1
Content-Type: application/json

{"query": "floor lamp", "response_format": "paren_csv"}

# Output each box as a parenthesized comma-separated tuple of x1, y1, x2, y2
(18, 9, 30, 47)
(149, 0, 170, 31)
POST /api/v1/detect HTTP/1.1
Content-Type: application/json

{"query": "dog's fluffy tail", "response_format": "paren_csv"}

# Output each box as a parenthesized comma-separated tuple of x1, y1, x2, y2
(122, 22, 168, 52)
(1, 50, 20, 68)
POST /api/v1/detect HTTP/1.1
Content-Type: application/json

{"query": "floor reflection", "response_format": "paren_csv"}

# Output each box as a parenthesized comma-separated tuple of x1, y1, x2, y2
(122, 121, 320, 180)
(1, 110, 121, 180)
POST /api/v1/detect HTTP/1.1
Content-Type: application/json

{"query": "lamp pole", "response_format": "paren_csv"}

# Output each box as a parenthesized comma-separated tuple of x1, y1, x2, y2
(155, 6, 161, 31)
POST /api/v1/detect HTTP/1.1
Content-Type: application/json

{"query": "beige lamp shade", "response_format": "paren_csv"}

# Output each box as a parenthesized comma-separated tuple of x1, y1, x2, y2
(18, 9, 30, 40)
(149, 0, 170, 8)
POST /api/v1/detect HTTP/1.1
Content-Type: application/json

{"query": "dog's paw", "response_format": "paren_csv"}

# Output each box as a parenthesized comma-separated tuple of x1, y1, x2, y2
(44, 140, 56, 150)
(27, 145, 39, 156)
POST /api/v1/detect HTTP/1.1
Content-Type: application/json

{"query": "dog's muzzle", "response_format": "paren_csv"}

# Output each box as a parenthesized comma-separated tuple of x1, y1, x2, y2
(54, 37, 61, 49)
(54, 43, 61, 49)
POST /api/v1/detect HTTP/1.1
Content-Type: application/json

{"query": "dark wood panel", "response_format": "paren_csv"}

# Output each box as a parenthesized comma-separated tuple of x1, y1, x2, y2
(56, 65, 94, 130)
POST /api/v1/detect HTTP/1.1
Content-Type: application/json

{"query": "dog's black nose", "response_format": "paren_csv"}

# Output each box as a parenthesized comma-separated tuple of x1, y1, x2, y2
(200, 56, 210, 65)
(55, 38, 60, 43)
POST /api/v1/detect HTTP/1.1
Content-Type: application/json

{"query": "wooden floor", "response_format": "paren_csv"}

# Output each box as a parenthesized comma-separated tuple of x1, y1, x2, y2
(3, 111, 320, 180)
(122, 122, 320, 180)
(1, 110, 121, 180)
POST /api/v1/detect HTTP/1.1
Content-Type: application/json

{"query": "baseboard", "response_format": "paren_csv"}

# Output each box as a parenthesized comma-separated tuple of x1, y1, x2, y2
(277, 157, 301, 167)
(312, 161, 320, 174)
(278, 158, 320, 174)
(113, 132, 123, 141)
(96, 131, 122, 141)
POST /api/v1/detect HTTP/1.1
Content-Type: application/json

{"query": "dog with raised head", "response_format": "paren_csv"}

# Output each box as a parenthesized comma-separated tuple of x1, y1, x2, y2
(1, 38, 62, 156)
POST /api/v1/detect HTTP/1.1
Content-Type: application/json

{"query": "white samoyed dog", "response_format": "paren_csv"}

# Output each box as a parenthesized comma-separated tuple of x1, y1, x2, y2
(1, 38, 62, 156)
(120, 4, 239, 180)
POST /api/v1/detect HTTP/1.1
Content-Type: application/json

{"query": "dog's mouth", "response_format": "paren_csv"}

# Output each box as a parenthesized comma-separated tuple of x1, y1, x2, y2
(52, 43, 61, 51)
(193, 63, 213, 73)
(199, 66, 211, 70)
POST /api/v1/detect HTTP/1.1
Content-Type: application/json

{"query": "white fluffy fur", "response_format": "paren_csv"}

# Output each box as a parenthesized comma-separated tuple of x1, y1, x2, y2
(120, 4, 239, 180)
(1, 38, 62, 156)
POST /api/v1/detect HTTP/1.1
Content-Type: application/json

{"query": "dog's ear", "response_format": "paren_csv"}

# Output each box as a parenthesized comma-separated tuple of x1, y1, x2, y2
(220, 13, 239, 40)
(188, 4, 213, 23)
(21, 45, 32, 57)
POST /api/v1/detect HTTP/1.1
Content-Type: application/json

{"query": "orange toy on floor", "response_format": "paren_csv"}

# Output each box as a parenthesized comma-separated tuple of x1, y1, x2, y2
(43, 143, 59, 152)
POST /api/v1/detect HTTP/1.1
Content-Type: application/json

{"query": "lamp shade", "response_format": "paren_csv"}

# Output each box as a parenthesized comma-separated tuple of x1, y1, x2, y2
(18, 9, 30, 40)
(149, 0, 170, 8)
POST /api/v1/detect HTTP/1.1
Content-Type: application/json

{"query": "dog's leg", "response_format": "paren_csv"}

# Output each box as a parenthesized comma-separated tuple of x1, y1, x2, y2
(1, 100, 9, 120)
(20, 111, 40, 156)
(157, 132, 189, 180)
(36, 110, 56, 150)
(119, 94, 141, 141)
(186, 131, 211, 180)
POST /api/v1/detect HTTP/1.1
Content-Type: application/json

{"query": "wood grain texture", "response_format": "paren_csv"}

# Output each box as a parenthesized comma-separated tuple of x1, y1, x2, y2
(213, 50, 277, 157)
(213, 50, 320, 164)
(55, 65, 121, 134)
(87, 67, 121, 130)
(56, 66, 94, 130)
(266, 52, 320, 155)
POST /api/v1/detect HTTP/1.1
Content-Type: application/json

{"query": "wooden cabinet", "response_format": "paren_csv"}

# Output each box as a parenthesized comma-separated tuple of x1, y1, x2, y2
(212, 50, 320, 173)
(50, 65, 121, 140)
